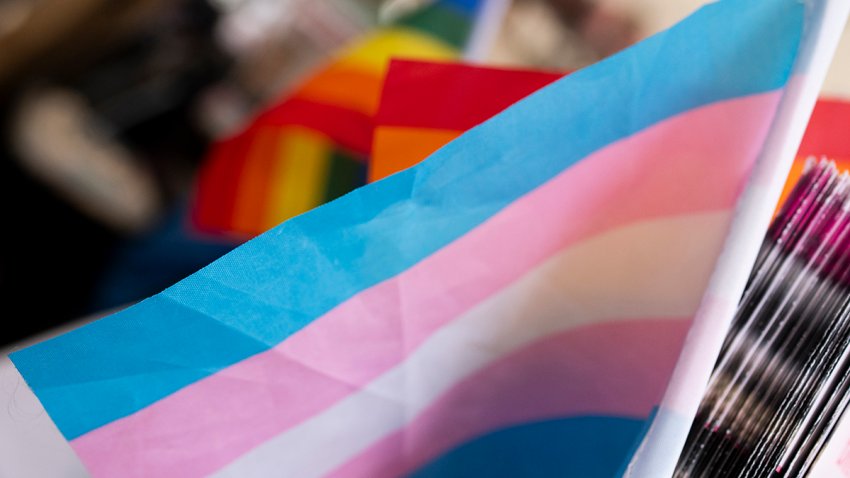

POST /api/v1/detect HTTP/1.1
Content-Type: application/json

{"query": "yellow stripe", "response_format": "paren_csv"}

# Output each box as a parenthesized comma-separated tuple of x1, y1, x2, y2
(264, 127, 332, 229)
(334, 27, 457, 76)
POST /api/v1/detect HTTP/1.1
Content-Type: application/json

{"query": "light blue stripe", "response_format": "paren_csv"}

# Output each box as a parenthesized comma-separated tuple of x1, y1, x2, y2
(11, 0, 803, 440)
(409, 416, 646, 477)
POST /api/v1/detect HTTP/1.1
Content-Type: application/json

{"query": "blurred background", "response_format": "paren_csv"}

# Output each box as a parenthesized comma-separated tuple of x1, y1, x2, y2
(1, 0, 848, 347)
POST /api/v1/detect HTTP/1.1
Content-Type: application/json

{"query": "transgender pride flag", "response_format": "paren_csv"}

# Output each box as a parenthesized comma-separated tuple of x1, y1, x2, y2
(10, 1, 850, 477)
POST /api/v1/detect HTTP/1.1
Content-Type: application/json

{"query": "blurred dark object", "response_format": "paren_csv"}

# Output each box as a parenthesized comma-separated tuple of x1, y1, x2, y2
(0, 146, 119, 346)
(11, 87, 161, 232)
(0, 0, 228, 346)
(0, 0, 168, 91)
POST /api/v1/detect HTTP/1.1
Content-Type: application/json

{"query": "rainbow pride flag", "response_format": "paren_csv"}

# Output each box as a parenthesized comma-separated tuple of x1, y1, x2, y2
(371, 60, 850, 217)
(10, 1, 849, 477)
(370, 59, 562, 182)
(193, 0, 495, 238)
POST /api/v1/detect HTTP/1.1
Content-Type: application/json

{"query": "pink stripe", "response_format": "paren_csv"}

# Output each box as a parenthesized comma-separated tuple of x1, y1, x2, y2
(71, 91, 780, 478)
(330, 318, 690, 478)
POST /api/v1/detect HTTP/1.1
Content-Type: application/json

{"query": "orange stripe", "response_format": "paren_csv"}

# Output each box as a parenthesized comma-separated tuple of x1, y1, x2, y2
(293, 64, 384, 117)
(230, 127, 281, 235)
(263, 127, 333, 230)
(369, 126, 461, 182)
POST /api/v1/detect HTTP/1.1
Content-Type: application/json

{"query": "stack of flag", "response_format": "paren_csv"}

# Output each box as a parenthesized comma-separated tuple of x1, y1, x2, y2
(779, 100, 850, 206)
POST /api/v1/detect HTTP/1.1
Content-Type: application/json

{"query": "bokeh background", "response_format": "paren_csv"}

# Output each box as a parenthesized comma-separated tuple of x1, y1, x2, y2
(1, 0, 848, 346)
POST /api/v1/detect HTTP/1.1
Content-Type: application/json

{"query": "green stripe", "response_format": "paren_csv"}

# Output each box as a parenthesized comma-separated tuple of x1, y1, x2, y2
(324, 149, 368, 203)
(396, 3, 473, 49)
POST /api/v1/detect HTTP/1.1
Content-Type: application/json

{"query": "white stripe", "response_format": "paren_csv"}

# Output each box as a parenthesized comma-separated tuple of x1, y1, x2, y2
(212, 211, 731, 478)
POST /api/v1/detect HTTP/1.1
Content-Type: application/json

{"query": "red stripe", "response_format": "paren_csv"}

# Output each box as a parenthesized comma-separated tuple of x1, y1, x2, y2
(376, 59, 563, 130)
(798, 99, 850, 158)
(256, 98, 373, 155)
(192, 134, 252, 234)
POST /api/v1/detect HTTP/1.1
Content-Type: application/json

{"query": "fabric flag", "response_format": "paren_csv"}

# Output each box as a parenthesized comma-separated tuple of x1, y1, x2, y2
(192, 0, 495, 238)
(10, 1, 847, 477)
(369, 59, 563, 182)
